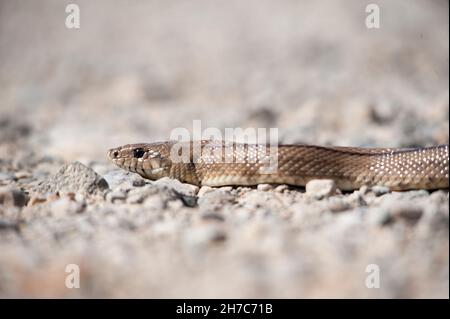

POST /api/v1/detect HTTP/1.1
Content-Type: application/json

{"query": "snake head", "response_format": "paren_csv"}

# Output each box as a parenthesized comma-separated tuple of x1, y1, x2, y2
(108, 143, 173, 180)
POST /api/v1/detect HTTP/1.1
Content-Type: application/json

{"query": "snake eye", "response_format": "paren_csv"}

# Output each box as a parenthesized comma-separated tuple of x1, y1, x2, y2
(133, 148, 145, 158)
(113, 151, 119, 158)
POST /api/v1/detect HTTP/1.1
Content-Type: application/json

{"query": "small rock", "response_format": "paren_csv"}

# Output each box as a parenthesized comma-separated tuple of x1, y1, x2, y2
(33, 162, 109, 195)
(371, 185, 390, 196)
(142, 194, 167, 210)
(198, 190, 236, 212)
(428, 190, 448, 204)
(401, 190, 429, 199)
(126, 193, 145, 204)
(184, 225, 227, 246)
(27, 195, 48, 206)
(198, 186, 214, 197)
(348, 191, 367, 207)
(327, 198, 350, 213)
(305, 179, 336, 199)
(0, 220, 21, 232)
(0, 187, 29, 207)
(257, 184, 273, 191)
(365, 206, 393, 226)
(154, 177, 199, 197)
(132, 179, 146, 187)
(152, 221, 179, 237)
(179, 195, 197, 207)
(50, 197, 85, 216)
(218, 186, 233, 192)
(106, 190, 127, 203)
(0, 172, 15, 181)
(417, 204, 449, 235)
(14, 171, 31, 179)
(74, 192, 86, 203)
(102, 169, 134, 189)
(275, 185, 289, 193)
(369, 102, 396, 124)
(390, 203, 423, 223)
(200, 212, 225, 222)
(359, 185, 369, 195)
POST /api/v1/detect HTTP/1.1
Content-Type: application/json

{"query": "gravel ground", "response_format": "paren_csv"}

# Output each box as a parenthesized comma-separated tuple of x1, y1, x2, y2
(0, 0, 448, 298)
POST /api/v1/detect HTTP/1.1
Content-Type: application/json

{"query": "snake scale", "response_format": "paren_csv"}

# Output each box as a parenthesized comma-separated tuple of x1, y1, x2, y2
(108, 140, 449, 191)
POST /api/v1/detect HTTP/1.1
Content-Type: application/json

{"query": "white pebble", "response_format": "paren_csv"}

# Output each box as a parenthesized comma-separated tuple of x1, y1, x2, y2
(306, 179, 337, 199)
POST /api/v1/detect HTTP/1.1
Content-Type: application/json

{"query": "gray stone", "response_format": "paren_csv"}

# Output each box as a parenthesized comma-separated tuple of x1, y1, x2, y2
(274, 185, 289, 193)
(32, 162, 109, 195)
(132, 179, 146, 187)
(0, 187, 29, 207)
(106, 190, 127, 203)
(0, 219, 21, 232)
(327, 198, 350, 213)
(305, 179, 336, 199)
(257, 184, 273, 191)
(198, 189, 236, 212)
(198, 186, 214, 197)
(390, 203, 423, 224)
(0, 172, 15, 181)
(371, 186, 391, 196)
(184, 225, 227, 246)
(153, 177, 199, 197)
(200, 212, 226, 222)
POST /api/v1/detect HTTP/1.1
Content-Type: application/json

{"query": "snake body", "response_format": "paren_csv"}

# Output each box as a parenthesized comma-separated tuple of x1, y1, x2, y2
(108, 141, 449, 191)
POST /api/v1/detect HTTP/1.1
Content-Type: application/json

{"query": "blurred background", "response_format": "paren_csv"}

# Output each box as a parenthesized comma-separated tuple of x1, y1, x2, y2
(0, 0, 448, 163)
(0, 0, 448, 298)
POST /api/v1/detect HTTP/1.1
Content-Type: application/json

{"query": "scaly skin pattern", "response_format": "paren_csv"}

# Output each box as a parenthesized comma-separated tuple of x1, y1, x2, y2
(108, 141, 449, 191)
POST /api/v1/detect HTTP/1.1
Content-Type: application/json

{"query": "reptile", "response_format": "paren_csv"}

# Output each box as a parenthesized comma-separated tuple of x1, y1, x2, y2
(108, 140, 449, 191)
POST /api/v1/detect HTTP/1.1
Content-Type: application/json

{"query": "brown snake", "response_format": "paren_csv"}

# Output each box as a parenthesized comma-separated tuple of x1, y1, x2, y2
(108, 141, 449, 191)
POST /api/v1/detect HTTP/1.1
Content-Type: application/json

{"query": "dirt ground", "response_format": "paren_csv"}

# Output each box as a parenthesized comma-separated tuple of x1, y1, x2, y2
(0, 0, 448, 298)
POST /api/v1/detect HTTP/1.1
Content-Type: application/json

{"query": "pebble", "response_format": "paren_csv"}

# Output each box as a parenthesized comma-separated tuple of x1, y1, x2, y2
(0, 187, 29, 207)
(198, 189, 236, 212)
(106, 190, 127, 203)
(184, 225, 227, 246)
(49, 197, 85, 216)
(33, 162, 109, 195)
(327, 198, 350, 213)
(390, 203, 423, 223)
(348, 191, 367, 207)
(102, 170, 134, 189)
(27, 195, 48, 206)
(200, 211, 226, 222)
(14, 171, 31, 179)
(305, 179, 336, 199)
(197, 186, 214, 197)
(218, 186, 233, 192)
(275, 185, 289, 193)
(154, 177, 199, 197)
(257, 184, 273, 191)
(359, 185, 369, 195)
(178, 195, 197, 208)
(371, 186, 390, 196)
(126, 193, 145, 204)
(0, 172, 15, 181)
(132, 179, 146, 187)
(0, 220, 20, 232)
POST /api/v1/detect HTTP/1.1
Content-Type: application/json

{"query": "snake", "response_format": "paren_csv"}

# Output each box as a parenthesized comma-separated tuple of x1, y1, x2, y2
(108, 140, 449, 191)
